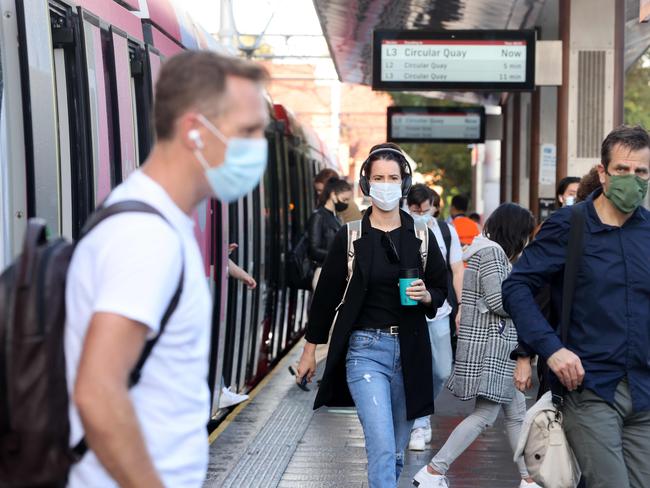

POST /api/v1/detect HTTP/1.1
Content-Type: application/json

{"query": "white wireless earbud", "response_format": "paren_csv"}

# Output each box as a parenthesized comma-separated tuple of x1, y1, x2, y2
(188, 129, 204, 150)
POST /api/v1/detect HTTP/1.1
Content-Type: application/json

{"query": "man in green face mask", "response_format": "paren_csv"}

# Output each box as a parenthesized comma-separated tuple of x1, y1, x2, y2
(598, 145, 650, 217)
(503, 125, 650, 488)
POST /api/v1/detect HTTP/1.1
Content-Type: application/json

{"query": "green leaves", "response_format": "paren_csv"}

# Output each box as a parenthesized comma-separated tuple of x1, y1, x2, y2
(389, 92, 473, 215)
(625, 55, 650, 129)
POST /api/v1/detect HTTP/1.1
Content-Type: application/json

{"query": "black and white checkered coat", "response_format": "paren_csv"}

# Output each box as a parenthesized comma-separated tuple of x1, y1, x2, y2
(447, 238, 519, 404)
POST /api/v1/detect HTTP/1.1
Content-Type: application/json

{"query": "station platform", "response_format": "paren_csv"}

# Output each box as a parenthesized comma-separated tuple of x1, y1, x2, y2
(205, 342, 535, 488)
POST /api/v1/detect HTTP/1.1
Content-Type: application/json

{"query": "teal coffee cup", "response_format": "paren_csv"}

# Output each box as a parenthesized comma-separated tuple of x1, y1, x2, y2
(399, 268, 419, 306)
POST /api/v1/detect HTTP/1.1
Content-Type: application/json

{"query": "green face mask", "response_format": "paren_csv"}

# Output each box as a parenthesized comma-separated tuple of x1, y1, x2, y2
(605, 174, 649, 214)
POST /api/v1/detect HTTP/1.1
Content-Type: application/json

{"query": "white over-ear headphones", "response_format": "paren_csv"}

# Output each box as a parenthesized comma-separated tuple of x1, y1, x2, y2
(188, 129, 204, 150)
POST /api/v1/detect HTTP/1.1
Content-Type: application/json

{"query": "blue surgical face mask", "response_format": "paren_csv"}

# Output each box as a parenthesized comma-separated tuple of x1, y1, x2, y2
(194, 114, 268, 203)
(411, 213, 433, 226)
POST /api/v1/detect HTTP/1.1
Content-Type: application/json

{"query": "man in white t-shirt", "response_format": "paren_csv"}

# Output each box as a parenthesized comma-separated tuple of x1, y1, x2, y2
(406, 184, 464, 451)
(65, 51, 269, 487)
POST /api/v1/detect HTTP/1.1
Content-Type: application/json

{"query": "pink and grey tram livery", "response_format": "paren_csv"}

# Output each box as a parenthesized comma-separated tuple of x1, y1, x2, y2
(0, 0, 339, 421)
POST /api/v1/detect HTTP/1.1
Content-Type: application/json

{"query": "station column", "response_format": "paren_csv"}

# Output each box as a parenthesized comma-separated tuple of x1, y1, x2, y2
(557, 0, 625, 181)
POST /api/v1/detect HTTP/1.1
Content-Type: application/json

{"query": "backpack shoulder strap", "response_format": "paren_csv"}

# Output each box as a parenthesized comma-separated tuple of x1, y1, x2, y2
(414, 220, 429, 270)
(72, 200, 184, 460)
(438, 219, 452, 269)
(332, 221, 362, 316)
(81, 201, 185, 364)
(346, 220, 362, 279)
(80, 200, 165, 238)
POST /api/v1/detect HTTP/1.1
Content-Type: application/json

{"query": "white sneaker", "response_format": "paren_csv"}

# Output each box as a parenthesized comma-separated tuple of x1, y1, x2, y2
(409, 427, 426, 451)
(412, 465, 449, 488)
(218, 386, 249, 408)
(518, 481, 542, 488)
(423, 425, 432, 444)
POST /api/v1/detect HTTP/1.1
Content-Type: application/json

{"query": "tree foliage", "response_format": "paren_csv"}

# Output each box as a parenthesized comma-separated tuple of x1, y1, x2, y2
(388, 92, 473, 208)
(625, 55, 650, 129)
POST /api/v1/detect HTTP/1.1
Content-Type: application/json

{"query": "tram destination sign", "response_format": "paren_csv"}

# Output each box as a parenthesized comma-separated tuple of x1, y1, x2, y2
(387, 106, 485, 144)
(373, 30, 536, 91)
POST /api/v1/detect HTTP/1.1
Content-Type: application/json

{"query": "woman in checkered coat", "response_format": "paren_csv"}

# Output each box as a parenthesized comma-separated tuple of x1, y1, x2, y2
(413, 203, 539, 488)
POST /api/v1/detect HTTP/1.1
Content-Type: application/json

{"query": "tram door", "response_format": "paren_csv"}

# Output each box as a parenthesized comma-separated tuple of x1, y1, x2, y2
(287, 145, 303, 339)
(14, 1, 158, 237)
(274, 132, 290, 361)
(222, 202, 241, 389)
(247, 184, 266, 382)
(264, 123, 286, 366)
(209, 201, 229, 415)
(17, 1, 92, 239)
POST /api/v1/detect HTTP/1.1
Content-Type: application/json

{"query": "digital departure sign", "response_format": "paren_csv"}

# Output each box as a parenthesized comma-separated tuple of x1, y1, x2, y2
(373, 30, 536, 91)
(387, 106, 485, 144)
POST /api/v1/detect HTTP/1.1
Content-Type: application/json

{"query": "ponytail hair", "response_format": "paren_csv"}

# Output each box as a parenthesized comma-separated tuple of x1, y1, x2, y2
(318, 177, 352, 207)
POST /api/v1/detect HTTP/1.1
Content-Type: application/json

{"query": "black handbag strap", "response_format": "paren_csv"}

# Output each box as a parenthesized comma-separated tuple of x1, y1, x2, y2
(72, 201, 185, 460)
(560, 205, 585, 343)
(552, 205, 585, 407)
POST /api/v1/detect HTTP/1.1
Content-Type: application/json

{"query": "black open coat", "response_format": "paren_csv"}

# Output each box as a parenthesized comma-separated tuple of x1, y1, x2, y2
(305, 209, 448, 420)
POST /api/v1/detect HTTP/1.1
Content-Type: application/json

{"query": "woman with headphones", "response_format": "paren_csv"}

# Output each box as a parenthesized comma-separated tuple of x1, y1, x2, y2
(296, 143, 448, 488)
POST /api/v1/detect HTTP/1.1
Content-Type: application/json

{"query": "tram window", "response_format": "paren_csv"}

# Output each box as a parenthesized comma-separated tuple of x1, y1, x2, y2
(53, 48, 73, 239)
(0, 46, 4, 126)
(130, 46, 153, 163)
(0, 40, 6, 262)
(0, 38, 5, 186)
(100, 29, 118, 187)
(82, 18, 114, 203)
(110, 30, 137, 180)
(49, 4, 93, 238)
(288, 148, 301, 245)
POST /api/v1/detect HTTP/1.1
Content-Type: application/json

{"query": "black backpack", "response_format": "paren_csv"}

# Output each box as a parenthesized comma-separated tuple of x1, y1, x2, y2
(0, 201, 183, 487)
(287, 232, 315, 290)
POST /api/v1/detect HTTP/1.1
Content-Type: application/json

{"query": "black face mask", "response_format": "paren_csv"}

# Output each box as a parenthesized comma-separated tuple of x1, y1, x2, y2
(334, 201, 349, 213)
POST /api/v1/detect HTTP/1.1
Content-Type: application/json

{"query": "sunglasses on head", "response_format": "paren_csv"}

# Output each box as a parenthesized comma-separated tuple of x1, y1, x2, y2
(381, 232, 400, 264)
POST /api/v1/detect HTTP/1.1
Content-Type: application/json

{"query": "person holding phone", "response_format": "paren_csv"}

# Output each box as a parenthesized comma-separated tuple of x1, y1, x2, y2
(412, 203, 538, 488)
(296, 143, 448, 488)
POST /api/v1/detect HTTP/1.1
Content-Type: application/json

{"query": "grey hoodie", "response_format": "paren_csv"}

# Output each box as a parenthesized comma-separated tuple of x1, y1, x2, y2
(462, 235, 505, 262)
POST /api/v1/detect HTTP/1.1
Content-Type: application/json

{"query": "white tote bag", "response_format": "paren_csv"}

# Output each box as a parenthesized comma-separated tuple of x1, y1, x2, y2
(514, 391, 581, 488)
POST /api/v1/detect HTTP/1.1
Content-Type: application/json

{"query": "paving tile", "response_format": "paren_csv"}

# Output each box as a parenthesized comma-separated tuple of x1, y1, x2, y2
(208, 343, 537, 488)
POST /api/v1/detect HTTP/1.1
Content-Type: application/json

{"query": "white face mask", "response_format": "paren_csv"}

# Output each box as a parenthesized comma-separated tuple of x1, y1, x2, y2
(412, 213, 433, 226)
(370, 182, 402, 211)
(564, 196, 576, 207)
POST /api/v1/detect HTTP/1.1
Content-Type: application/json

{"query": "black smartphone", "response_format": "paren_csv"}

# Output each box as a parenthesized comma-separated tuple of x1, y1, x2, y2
(288, 366, 310, 391)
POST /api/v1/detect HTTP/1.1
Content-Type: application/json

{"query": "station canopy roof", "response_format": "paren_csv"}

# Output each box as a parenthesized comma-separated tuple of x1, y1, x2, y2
(313, 0, 650, 104)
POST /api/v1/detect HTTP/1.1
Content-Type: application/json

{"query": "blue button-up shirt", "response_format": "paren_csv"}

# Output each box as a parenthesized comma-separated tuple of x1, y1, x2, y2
(503, 190, 650, 412)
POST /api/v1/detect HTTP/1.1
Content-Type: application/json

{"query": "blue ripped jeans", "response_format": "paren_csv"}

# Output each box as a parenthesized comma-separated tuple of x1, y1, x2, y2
(346, 329, 413, 488)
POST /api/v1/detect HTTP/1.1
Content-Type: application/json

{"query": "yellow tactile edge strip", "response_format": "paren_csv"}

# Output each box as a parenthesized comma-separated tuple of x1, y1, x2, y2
(208, 340, 305, 445)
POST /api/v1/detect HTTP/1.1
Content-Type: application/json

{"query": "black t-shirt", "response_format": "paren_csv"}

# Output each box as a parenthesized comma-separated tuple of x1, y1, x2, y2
(355, 227, 402, 328)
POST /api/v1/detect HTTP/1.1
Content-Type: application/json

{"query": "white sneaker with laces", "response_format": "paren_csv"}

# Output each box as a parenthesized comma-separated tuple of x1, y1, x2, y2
(412, 465, 449, 488)
(518, 480, 542, 488)
(408, 427, 426, 451)
(218, 386, 249, 409)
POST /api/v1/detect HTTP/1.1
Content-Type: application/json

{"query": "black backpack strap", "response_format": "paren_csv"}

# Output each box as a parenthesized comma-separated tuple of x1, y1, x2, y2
(79, 201, 166, 238)
(71, 200, 185, 460)
(552, 205, 585, 407)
